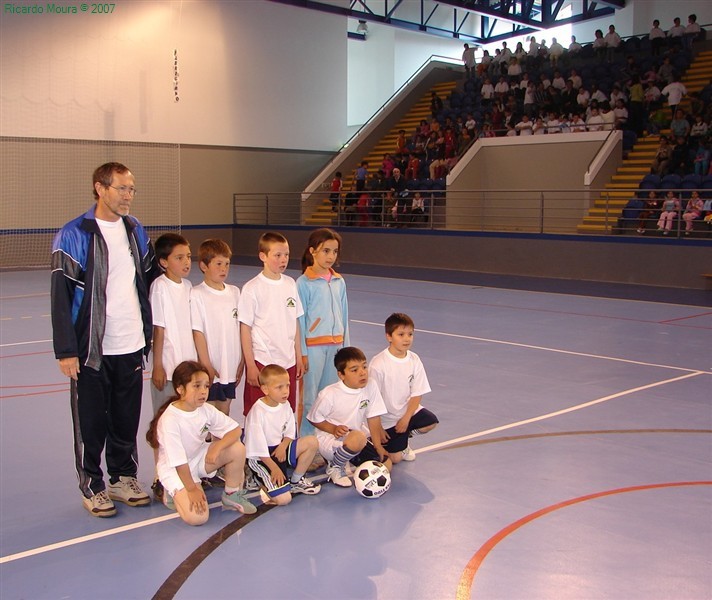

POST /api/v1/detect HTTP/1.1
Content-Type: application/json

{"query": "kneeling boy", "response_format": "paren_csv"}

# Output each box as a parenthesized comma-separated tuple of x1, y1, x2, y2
(307, 347, 392, 487)
(244, 364, 321, 505)
(369, 313, 438, 463)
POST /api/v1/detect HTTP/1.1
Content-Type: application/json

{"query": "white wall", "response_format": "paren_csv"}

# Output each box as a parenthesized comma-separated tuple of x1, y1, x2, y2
(0, 1, 347, 150)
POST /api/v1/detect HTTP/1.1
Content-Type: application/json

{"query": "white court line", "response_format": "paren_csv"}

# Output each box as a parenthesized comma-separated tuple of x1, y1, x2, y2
(1, 372, 706, 565)
(0, 339, 52, 348)
(2, 324, 707, 564)
(352, 320, 708, 373)
(416, 371, 705, 454)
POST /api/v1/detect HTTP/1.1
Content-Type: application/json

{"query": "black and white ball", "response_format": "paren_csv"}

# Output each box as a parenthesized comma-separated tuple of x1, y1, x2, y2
(353, 460, 391, 498)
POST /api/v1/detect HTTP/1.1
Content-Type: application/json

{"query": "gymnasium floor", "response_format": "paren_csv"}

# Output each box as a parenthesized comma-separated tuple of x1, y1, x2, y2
(1, 265, 710, 600)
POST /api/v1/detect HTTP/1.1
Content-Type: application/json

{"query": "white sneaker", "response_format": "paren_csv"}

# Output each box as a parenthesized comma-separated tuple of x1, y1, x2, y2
(108, 476, 151, 506)
(82, 490, 117, 518)
(402, 445, 416, 462)
(326, 463, 352, 487)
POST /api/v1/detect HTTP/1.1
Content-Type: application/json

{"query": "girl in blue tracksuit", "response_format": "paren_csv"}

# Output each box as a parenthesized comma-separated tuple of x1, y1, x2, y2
(297, 229, 349, 438)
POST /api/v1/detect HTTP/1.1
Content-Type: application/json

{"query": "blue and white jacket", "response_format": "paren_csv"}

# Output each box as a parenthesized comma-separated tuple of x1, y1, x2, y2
(296, 266, 349, 356)
(50, 206, 158, 371)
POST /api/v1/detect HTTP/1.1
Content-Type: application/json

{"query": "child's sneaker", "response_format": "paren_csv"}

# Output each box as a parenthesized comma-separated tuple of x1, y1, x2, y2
(401, 444, 416, 462)
(222, 489, 257, 514)
(326, 463, 352, 487)
(108, 476, 151, 506)
(290, 476, 322, 495)
(244, 467, 260, 491)
(82, 490, 117, 518)
(151, 479, 164, 503)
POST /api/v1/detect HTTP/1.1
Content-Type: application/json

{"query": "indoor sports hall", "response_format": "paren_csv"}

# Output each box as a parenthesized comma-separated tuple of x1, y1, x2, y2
(1, 1, 712, 599)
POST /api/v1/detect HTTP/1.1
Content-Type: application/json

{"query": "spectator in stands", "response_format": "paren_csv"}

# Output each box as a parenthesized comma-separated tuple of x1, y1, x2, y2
(604, 25, 621, 62)
(368, 170, 386, 224)
(662, 76, 688, 117)
(568, 69, 582, 90)
(649, 19, 666, 56)
(355, 161, 369, 192)
(627, 76, 645, 135)
(381, 154, 395, 179)
(515, 114, 534, 135)
(523, 81, 537, 116)
(494, 76, 510, 100)
(593, 29, 606, 62)
(561, 79, 578, 115)
(481, 77, 495, 106)
(684, 14, 701, 51)
(637, 191, 661, 234)
(552, 71, 566, 91)
(465, 114, 477, 137)
(600, 102, 616, 131)
(670, 109, 691, 139)
(458, 128, 473, 155)
(651, 136, 672, 175)
(517, 72, 531, 100)
(477, 50, 492, 77)
(409, 192, 428, 227)
(610, 84, 627, 107)
(514, 42, 527, 63)
(613, 99, 629, 128)
(669, 136, 692, 175)
(462, 43, 476, 79)
(682, 191, 704, 234)
(540, 72, 552, 90)
(395, 130, 407, 160)
(646, 105, 669, 136)
(644, 81, 662, 111)
(430, 92, 443, 119)
(568, 35, 582, 55)
(667, 17, 685, 49)
(329, 171, 342, 212)
(545, 111, 562, 134)
(586, 107, 605, 131)
(507, 58, 522, 80)
(404, 154, 421, 181)
(690, 115, 709, 145)
(532, 117, 547, 135)
(549, 37, 564, 67)
(657, 57, 675, 86)
(657, 191, 681, 234)
(499, 41, 513, 67)
(570, 112, 587, 133)
(693, 141, 710, 176)
(538, 39, 549, 63)
(577, 86, 591, 108)
(590, 83, 607, 104)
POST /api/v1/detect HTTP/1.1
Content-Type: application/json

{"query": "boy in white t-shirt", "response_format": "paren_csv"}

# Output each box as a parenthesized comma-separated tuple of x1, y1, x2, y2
(369, 313, 438, 464)
(307, 347, 392, 487)
(191, 239, 244, 416)
(239, 232, 304, 417)
(244, 364, 321, 505)
(150, 233, 197, 413)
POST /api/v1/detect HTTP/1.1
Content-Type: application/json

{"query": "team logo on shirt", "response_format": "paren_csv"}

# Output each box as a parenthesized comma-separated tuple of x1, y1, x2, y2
(286, 297, 296, 308)
(359, 398, 370, 409)
(232, 308, 238, 320)
(200, 423, 210, 437)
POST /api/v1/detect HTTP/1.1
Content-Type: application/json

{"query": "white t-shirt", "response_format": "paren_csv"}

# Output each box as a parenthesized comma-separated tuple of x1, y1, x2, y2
(244, 399, 296, 459)
(661, 82, 687, 106)
(238, 273, 303, 368)
(150, 274, 196, 381)
(96, 218, 144, 355)
(369, 349, 431, 429)
(190, 282, 241, 384)
(307, 379, 386, 441)
(157, 402, 239, 485)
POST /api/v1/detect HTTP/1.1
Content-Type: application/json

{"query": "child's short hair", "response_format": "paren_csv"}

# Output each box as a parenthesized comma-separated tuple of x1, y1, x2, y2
(199, 238, 232, 266)
(301, 228, 342, 272)
(258, 231, 288, 255)
(334, 347, 367, 374)
(385, 312, 415, 335)
(155, 233, 189, 262)
(258, 363, 289, 386)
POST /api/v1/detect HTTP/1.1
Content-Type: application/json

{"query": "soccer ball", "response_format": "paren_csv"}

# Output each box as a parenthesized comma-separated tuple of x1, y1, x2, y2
(353, 460, 391, 498)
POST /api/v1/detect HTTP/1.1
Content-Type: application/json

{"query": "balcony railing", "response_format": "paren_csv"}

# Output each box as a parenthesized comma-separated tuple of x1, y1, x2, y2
(233, 189, 712, 238)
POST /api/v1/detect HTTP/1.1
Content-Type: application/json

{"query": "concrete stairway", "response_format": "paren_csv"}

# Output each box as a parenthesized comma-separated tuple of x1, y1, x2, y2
(576, 49, 712, 234)
(305, 81, 458, 226)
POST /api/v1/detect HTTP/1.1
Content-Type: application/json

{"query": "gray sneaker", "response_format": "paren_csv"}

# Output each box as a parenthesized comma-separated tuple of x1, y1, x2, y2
(290, 476, 321, 495)
(108, 476, 151, 506)
(244, 467, 260, 492)
(222, 489, 257, 514)
(82, 490, 117, 518)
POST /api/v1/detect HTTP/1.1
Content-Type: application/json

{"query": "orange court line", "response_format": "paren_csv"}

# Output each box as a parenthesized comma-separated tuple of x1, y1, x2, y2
(456, 480, 712, 600)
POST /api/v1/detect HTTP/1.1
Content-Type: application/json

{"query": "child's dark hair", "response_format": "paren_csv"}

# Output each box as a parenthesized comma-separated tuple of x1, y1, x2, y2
(155, 233, 189, 262)
(258, 363, 289, 386)
(301, 228, 342, 272)
(258, 231, 288, 255)
(146, 361, 209, 449)
(385, 312, 415, 336)
(334, 346, 366, 374)
(199, 238, 232, 266)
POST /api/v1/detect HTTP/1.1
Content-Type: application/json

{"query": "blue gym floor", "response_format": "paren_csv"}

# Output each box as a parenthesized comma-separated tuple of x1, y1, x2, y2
(1, 265, 710, 600)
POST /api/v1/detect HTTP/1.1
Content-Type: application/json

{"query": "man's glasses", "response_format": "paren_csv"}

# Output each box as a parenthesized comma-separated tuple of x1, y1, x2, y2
(108, 185, 137, 196)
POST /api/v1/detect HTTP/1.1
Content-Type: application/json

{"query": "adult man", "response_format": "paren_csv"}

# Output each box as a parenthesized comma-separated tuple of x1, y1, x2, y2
(462, 43, 476, 79)
(51, 162, 158, 517)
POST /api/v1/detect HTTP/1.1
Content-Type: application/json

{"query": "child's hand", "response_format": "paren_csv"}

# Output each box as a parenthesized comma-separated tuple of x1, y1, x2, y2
(295, 359, 305, 381)
(245, 363, 260, 387)
(302, 356, 309, 373)
(207, 366, 219, 384)
(378, 429, 390, 444)
(152, 366, 167, 391)
(394, 415, 410, 434)
(271, 445, 287, 463)
(187, 486, 208, 514)
(333, 425, 350, 438)
(270, 466, 286, 486)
